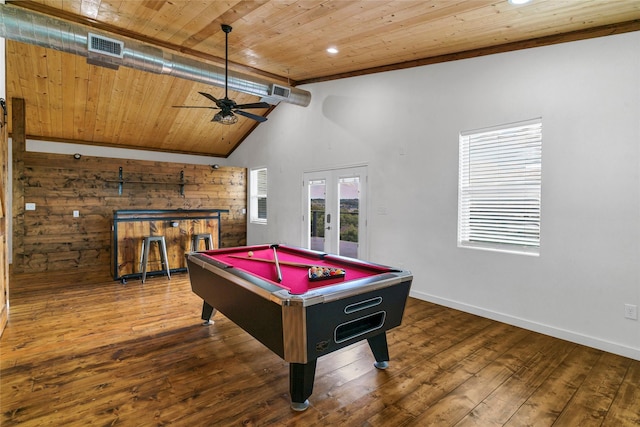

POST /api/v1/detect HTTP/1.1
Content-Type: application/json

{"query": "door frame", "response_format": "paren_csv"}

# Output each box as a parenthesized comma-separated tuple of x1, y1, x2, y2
(302, 165, 368, 260)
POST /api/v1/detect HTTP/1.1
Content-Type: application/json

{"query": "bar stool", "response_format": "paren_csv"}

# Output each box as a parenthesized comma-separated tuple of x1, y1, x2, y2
(139, 236, 171, 283)
(191, 233, 214, 251)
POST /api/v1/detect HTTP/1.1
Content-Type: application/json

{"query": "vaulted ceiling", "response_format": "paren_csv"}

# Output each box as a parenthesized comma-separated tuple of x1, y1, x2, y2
(4, 0, 640, 157)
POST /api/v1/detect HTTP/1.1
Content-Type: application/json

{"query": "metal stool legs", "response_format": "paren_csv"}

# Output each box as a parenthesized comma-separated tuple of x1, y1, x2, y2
(139, 236, 171, 283)
(191, 233, 213, 251)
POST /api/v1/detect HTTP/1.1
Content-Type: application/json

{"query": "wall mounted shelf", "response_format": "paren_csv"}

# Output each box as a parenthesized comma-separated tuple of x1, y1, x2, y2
(107, 167, 186, 195)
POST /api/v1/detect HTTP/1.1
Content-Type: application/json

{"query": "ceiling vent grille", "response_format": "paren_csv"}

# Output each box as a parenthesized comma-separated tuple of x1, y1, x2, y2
(270, 84, 291, 100)
(88, 33, 124, 58)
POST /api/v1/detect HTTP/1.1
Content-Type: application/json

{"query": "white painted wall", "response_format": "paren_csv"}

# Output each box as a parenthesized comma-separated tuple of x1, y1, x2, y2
(24, 139, 229, 166)
(229, 32, 640, 360)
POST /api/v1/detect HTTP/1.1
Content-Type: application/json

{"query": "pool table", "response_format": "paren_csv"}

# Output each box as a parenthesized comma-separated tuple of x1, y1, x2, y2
(185, 244, 413, 411)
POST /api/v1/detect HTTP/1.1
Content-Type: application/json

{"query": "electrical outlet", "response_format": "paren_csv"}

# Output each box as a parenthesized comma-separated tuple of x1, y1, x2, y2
(73, 210, 79, 218)
(624, 304, 638, 320)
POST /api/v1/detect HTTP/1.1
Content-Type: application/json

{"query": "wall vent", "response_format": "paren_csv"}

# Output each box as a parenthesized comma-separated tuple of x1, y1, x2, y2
(88, 33, 124, 58)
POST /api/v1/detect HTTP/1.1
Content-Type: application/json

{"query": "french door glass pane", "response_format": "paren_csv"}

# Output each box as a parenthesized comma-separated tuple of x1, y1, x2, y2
(309, 179, 325, 252)
(338, 176, 359, 258)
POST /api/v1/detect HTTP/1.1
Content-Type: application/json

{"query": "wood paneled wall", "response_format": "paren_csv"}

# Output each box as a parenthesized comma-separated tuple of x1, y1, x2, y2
(11, 147, 247, 278)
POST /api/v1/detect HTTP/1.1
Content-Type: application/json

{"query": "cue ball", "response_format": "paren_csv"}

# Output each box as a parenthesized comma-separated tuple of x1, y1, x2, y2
(248, 251, 253, 257)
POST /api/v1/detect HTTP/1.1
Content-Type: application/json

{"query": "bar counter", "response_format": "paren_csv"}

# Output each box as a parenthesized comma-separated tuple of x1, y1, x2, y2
(112, 209, 228, 282)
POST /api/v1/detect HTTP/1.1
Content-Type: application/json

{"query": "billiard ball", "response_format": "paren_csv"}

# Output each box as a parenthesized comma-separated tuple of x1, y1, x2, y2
(248, 251, 253, 257)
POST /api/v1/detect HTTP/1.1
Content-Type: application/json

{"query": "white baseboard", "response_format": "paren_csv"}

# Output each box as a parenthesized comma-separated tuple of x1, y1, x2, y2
(410, 290, 640, 361)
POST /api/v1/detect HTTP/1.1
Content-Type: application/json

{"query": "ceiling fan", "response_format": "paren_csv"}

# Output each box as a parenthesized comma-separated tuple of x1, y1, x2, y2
(173, 24, 270, 125)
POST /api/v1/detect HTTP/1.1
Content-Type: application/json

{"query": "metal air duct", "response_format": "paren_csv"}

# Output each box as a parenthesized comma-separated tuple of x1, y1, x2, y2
(0, 4, 311, 107)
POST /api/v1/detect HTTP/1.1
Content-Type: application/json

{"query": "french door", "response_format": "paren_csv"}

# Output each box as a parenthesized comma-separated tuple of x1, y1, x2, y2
(303, 166, 367, 259)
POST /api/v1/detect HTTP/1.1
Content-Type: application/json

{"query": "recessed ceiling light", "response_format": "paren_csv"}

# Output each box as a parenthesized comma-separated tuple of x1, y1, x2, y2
(508, 0, 532, 4)
(326, 47, 339, 54)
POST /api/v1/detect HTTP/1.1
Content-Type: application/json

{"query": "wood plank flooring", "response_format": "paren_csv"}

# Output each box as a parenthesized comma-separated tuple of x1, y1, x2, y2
(1, 271, 639, 426)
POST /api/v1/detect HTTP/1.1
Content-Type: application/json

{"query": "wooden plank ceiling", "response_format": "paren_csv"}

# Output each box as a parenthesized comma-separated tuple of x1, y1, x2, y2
(5, 0, 640, 157)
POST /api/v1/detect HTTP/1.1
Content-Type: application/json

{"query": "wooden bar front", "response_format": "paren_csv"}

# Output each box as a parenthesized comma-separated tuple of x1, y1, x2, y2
(112, 209, 228, 282)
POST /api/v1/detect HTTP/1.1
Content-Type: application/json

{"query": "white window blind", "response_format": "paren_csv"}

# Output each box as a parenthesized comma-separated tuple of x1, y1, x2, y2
(458, 119, 542, 255)
(250, 168, 267, 223)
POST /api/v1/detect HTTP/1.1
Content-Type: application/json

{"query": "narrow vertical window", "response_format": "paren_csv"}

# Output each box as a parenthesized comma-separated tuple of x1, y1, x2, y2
(458, 119, 542, 255)
(250, 167, 267, 224)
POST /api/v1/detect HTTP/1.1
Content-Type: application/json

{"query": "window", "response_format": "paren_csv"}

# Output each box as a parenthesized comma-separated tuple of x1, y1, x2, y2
(458, 118, 542, 255)
(250, 167, 268, 223)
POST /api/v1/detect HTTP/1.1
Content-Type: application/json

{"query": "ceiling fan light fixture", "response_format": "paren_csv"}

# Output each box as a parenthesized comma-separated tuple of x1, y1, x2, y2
(213, 112, 238, 125)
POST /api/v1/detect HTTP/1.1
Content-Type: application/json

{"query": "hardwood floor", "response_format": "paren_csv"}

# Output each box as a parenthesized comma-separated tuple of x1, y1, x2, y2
(1, 271, 639, 426)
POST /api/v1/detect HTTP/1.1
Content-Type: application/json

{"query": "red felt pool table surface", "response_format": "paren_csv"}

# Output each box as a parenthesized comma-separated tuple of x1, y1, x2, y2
(198, 244, 393, 295)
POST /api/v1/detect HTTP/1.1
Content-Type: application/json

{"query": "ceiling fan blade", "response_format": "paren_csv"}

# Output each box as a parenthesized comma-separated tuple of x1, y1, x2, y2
(234, 109, 268, 123)
(234, 102, 271, 109)
(172, 105, 219, 109)
(198, 92, 221, 104)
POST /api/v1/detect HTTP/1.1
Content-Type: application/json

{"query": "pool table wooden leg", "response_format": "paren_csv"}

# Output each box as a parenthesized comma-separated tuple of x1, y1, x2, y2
(289, 361, 316, 411)
(367, 332, 390, 369)
(201, 301, 216, 325)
